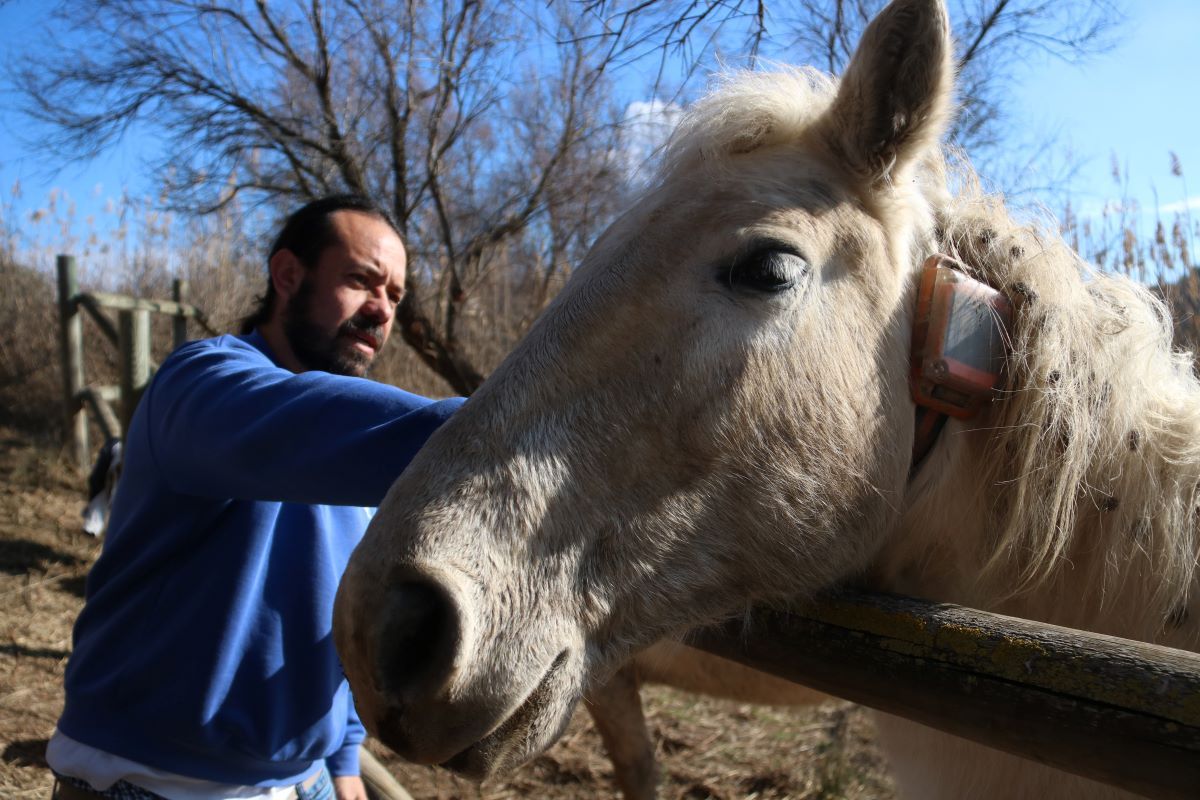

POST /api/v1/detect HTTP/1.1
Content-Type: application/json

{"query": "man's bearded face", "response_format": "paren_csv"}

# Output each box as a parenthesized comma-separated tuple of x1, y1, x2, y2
(283, 274, 386, 377)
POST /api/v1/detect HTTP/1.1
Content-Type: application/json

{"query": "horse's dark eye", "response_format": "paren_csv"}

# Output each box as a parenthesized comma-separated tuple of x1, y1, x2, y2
(723, 249, 806, 293)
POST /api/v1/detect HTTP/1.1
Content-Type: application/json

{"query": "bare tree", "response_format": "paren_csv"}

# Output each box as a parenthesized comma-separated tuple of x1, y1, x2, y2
(16, 0, 624, 393)
(580, 0, 1125, 160)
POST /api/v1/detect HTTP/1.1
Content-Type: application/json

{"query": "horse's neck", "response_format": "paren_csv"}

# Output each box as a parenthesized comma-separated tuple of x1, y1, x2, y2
(872, 418, 1200, 651)
(870, 425, 996, 607)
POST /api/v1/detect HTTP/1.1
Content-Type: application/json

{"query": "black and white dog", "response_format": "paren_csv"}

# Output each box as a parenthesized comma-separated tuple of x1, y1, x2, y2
(82, 437, 122, 536)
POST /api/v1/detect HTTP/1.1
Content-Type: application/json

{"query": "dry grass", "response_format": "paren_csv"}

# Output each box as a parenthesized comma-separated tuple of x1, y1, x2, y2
(0, 424, 894, 800)
(1060, 154, 1200, 353)
(0, 260, 61, 433)
(0, 427, 102, 799)
(367, 697, 892, 799)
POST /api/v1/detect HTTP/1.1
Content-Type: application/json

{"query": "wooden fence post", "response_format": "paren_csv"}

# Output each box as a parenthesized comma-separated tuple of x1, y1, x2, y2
(172, 278, 189, 351)
(56, 254, 88, 470)
(118, 308, 151, 432)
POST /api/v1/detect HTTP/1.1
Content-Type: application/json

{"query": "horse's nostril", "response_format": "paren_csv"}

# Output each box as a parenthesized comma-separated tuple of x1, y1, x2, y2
(376, 578, 461, 700)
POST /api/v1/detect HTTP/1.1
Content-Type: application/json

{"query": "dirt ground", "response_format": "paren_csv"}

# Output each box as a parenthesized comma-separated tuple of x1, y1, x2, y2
(0, 425, 895, 800)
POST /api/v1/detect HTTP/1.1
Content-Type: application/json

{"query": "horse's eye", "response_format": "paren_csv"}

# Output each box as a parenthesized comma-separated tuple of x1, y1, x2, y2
(723, 248, 806, 293)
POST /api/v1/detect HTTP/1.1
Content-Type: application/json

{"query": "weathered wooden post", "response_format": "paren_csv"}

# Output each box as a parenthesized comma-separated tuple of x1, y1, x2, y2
(172, 278, 189, 351)
(118, 308, 151, 432)
(56, 254, 88, 470)
(693, 591, 1200, 799)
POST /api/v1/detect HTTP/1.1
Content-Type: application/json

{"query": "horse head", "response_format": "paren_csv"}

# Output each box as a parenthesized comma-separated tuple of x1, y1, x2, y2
(334, 0, 1198, 785)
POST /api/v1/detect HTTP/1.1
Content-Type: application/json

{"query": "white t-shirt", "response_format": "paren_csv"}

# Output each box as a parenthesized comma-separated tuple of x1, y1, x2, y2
(47, 729, 312, 800)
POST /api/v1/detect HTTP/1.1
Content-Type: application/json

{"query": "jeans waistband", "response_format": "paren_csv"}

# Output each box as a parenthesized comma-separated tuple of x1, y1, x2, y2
(52, 767, 332, 800)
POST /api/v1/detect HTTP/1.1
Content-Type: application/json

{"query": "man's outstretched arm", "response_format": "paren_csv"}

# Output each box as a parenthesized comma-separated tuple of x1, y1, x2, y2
(137, 336, 465, 507)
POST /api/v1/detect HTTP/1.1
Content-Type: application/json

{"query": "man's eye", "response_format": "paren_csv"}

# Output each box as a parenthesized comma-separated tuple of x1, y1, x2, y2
(722, 249, 807, 293)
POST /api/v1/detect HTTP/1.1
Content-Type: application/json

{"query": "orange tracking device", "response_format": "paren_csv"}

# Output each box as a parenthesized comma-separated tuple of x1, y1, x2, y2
(910, 255, 1013, 419)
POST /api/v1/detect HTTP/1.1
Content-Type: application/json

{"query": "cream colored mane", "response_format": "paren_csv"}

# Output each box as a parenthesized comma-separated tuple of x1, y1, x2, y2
(659, 66, 1200, 646)
(658, 67, 838, 176)
(931, 191, 1200, 638)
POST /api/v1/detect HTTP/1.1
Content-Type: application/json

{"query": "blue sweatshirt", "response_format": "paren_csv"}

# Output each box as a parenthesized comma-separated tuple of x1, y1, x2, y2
(57, 332, 464, 786)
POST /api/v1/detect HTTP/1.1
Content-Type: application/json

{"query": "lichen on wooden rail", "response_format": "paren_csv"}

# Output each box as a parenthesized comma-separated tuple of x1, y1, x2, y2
(689, 589, 1200, 799)
(799, 591, 1200, 726)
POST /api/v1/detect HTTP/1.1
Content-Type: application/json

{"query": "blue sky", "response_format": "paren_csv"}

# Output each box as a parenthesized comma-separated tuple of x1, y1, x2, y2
(1, 1, 1197, 258)
(1003, 0, 1200, 218)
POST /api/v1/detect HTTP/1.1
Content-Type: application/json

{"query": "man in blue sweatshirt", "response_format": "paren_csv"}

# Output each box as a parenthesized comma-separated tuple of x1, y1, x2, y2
(47, 195, 464, 800)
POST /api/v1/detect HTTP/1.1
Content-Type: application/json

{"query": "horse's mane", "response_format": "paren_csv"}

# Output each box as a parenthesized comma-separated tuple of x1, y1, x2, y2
(660, 68, 1200, 635)
(939, 186, 1200, 628)
(657, 66, 837, 180)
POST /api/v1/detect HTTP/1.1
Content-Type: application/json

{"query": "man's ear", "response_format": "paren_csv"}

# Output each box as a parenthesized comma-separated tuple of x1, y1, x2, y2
(269, 249, 305, 309)
(822, 0, 954, 185)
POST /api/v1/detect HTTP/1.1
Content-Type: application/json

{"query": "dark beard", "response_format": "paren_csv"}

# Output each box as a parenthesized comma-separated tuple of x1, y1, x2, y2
(283, 276, 384, 377)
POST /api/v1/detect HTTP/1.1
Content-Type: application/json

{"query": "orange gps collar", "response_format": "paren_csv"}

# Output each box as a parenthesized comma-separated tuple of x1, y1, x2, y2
(910, 254, 1013, 464)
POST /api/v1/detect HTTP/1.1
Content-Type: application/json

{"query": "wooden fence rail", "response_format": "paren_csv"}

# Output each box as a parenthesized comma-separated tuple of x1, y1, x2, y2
(56, 254, 205, 469)
(691, 590, 1200, 799)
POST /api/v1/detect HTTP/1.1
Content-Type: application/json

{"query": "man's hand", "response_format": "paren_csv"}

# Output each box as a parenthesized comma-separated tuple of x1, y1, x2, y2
(333, 774, 369, 800)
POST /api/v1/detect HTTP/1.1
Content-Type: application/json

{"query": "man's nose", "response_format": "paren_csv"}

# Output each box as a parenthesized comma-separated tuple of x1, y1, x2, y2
(362, 288, 395, 325)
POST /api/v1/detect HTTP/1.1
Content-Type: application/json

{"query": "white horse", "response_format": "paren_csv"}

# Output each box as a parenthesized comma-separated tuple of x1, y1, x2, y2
(334, 0, 1200, 797)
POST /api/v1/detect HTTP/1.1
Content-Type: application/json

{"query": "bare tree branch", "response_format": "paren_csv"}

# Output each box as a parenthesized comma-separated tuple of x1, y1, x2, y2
(575, 0, 1124, 160)
(15, 0, 629, 393)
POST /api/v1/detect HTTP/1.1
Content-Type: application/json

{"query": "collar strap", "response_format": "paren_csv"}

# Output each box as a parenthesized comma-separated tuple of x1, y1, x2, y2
(910, 254, 1013, 465)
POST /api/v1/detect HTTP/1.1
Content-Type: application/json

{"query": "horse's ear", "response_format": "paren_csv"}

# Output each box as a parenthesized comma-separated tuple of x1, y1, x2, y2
(823, 0, 954, 184)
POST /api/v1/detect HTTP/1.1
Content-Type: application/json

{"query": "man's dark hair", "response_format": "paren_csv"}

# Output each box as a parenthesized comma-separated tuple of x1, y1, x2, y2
(240, 194, 399, 334)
